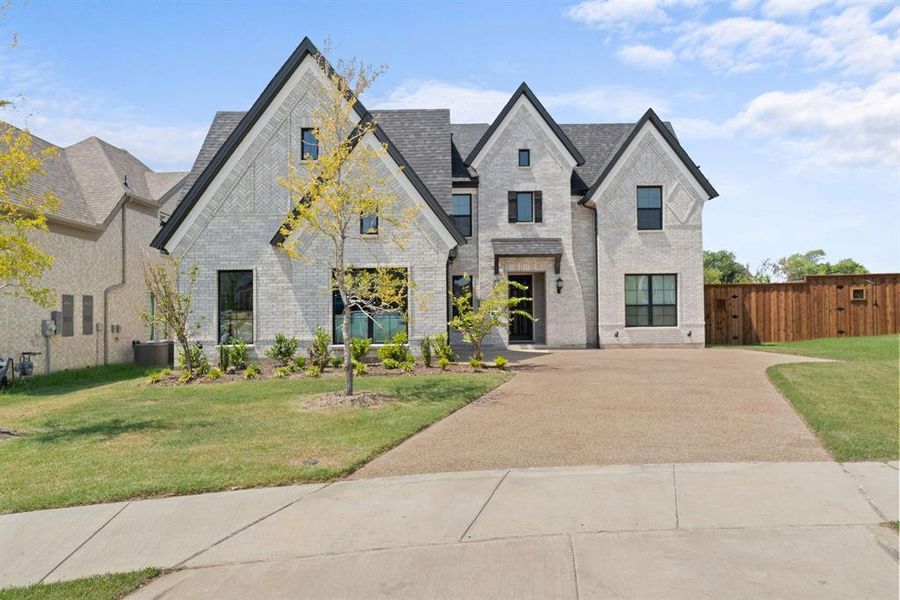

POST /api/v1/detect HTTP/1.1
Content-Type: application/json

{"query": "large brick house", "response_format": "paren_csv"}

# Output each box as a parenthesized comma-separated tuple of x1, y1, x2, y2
(151, 38, 718, 354)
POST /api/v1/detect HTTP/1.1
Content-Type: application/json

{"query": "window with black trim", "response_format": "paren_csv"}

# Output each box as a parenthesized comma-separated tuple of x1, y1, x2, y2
(61, 294, 74, 337)
(637, 186, 662, 230)
(82, 295, 93, 335)
(451, 274, 472, 317)
(332, 268, 408, 344)
(508, 191, 543, 223)
(518, 149, 530, 167)
(301, 128, 318, 160)
(452, 194, 472, 237)
(360, 214, 379, 235)
(218, 270, 253, 343)
(625, 274, 677, 327)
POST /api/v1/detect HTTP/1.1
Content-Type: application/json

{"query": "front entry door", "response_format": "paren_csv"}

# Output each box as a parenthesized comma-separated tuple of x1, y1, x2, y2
(508, 274, 534, 343)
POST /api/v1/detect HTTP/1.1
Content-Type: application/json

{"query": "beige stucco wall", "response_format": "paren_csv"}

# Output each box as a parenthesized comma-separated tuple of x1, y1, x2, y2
(0, 201, 161, 373)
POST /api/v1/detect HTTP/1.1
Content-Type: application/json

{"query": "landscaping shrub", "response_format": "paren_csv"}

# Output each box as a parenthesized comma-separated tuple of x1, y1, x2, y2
(330, 355, 343, 368)
(218, 344, 230, 371)
(207, 367, 223, 380)
(306, 365, 322, 378)
(244, 362, 261, 379)
(147, 368, 171, 384)
(293, 355, 307, 371)
(273, 366, 291, 379)
(353, 359, 367, 375)
(494, 356, 508, 369)
(307, 326, 330, 370)
(419, 335, 432, 367)
(381, 358, 401, 370)
(228, 338, 249, 369)
(177, 344, 209, 376)
(469, 358, 483, 370)
(402, 358, 416, 373)
(438, 357, 450, 371)
(432, 333, 456, 363)
(377, 332, 411, 364)
(266, 333, 298, 366)
(350, 337, 372, 362)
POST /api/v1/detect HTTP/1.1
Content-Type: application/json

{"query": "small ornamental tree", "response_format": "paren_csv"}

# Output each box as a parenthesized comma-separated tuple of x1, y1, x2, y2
(449, 278, 533, 362)
(0, 122, 61, 306)
(141, 260, 201, 377)
(275, 48, 417, 396)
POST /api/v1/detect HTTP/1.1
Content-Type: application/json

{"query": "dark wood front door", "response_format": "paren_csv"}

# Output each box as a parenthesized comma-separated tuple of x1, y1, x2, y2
(509, 274, 534, 343)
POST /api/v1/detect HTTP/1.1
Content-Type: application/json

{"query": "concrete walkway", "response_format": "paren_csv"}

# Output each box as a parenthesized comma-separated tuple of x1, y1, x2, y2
(2, 461, 897, 598)
(356, 349, 830, 478)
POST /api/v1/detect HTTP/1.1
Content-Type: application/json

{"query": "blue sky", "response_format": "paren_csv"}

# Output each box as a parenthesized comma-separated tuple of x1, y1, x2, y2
(1, 0, 898, 272)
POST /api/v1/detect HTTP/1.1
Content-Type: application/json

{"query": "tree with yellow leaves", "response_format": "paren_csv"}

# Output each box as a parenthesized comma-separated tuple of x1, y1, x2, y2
(275, 49, 417, 396)
(0, 122, 60, 306)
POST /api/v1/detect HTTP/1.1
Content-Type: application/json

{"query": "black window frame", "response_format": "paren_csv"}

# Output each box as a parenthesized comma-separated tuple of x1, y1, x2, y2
(624, 274, 677, 327)
(451, 274, 473, 318)
(518, 148, 530, 167)
(451, 193, 472, 237)
(82, 295, 93, 335)
(217, 270, 254, 344)
(300, 127, 319, 161)
(637, 186, 663, 231)
(360, 214, 379, 235)
(332, 268, 409, 345)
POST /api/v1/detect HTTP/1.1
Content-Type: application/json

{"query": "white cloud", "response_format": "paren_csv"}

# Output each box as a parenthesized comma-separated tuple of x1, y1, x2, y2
(373, 80, 669, 123)
(676, 17, 811, 73)
(730, 0, 758, 12)
(806, 5, 900, 75)
(874, 6, 900, 29)
(616, 44, 676, 68)
(0, 53, 205, 171)
(761, 0, 830, 19)
(565, 0, 669, 29)
(728, 73, 900, 168)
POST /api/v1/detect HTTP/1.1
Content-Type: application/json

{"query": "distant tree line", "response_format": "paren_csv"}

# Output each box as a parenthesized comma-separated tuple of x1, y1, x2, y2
(703, 249, 868, 284)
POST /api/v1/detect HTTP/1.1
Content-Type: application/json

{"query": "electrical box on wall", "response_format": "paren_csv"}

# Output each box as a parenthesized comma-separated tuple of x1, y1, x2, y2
(41, 319, 57, 336)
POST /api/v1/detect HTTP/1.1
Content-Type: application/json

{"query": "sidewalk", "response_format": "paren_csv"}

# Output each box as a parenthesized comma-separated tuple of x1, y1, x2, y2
(2, 461, 897, 598)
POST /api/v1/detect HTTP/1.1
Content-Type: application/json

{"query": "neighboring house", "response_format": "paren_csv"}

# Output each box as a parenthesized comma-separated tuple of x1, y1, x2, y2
(151, 37, 717, 355)
(0, 125, 186, 372)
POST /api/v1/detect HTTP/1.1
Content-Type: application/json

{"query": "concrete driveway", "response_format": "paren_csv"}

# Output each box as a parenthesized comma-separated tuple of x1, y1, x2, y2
(355, 348, 831, 478)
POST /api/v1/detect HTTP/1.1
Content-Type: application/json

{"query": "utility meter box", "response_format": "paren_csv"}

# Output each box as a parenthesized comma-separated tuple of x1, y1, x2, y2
(42, 319, 57, 336)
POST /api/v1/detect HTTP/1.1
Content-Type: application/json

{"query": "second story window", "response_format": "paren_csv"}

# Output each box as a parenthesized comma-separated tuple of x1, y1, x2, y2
(637, 186, 662, 230)
(301, 128, 318, 161)
(360, 214, 378, 235)
(452, 193, 472, 237)
(518, 149, 530, 167)
(508, 191, 543, 223)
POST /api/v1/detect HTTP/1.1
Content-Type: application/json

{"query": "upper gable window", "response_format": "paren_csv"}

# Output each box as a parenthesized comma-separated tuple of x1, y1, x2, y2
(637, 186, 662, 230)
(518, 149, 530, 167)
(452, 194, 472, 237)
(360, 214, 378, 235)
(508, 191, 542, 223)
(301, 128, 319, 161)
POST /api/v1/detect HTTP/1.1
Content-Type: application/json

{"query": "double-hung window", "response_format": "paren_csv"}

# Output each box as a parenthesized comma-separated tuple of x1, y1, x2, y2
(637, 186, 662, 230)
(300, 128, 318, 161)
(452, 194, 472, 237)
(218, 270, 254, 343)
(625, 274, 677, 327)
(508, 191, 542, 223)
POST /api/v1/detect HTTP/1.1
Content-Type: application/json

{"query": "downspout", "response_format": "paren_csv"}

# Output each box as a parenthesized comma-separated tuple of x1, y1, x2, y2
(103, 198, 128, 364)
(584, 199, 600, 348)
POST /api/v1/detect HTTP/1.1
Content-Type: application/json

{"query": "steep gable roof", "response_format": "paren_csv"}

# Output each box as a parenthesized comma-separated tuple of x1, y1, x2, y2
(151, 37, 464, 251)
(580, 108, 718, 203)
(465, 82, 585, 167)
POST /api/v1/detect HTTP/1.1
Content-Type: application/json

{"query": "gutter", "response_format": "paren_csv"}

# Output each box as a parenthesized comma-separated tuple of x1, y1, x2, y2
(102, 198, 128, 364)
(583, 198, 601, 349)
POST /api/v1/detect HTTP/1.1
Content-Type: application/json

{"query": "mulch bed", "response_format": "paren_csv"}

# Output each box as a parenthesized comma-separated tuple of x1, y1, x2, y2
(300, 391, 395, 410)
(148, 356, 503, 386)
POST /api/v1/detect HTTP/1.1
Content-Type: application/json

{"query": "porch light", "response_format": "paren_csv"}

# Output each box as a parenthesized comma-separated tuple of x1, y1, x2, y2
(556, 277, 564, 294)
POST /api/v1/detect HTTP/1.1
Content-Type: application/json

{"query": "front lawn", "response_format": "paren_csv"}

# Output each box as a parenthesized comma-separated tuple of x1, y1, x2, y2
(752, 335, 899, 461)
(0, 569, 159, 600)
(0, 367, 509, 513)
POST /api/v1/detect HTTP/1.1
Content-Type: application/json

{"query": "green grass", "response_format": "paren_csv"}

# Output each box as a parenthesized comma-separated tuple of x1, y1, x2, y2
(0, 367, 509, 513)
(0, 569, 160, 600)
(750, 335, 899, 462)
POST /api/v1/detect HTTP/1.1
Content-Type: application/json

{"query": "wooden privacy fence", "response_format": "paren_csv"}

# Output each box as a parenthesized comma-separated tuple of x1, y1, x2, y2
(704, 273, 900, 345)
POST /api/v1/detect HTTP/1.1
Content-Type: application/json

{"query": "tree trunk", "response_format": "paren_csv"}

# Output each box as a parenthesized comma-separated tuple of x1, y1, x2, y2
(473, 338, 483, 362)
(342, 309, 353, 396)
(178, 335, 193, 376)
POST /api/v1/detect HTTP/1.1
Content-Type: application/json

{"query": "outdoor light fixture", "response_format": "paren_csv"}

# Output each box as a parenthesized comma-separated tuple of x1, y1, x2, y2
(556, 277, 564, 294)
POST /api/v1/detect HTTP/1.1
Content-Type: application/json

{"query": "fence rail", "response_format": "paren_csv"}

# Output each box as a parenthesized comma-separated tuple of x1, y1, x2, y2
(704, 274, 900, 345)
